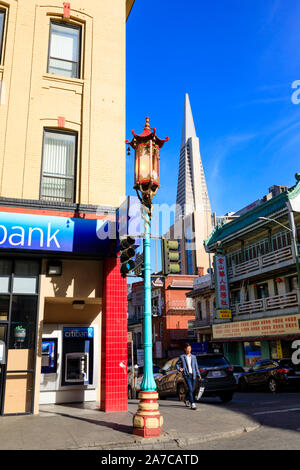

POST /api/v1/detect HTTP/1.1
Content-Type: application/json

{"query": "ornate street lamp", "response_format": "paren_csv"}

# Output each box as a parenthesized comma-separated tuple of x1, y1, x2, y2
(126, 117, 168, 437)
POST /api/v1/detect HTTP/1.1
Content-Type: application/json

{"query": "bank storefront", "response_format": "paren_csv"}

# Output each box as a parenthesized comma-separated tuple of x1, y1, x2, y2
(0, 207, 127, 415)
(213, 314, 300, 366)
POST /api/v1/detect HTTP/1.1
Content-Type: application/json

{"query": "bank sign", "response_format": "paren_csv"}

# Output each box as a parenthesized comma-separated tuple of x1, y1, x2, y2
(0, 211, 113, 256)
(63, 327, 94, 339)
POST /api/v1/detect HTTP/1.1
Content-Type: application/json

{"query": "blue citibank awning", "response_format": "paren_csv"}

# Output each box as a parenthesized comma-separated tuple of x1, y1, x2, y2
(0, 211, 115, 257)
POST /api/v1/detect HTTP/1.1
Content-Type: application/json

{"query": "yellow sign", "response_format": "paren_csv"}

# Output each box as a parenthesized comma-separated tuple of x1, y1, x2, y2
(276, 340, 283, 359)
(213, 314, 300, 339)
(218, 309, 232, 319)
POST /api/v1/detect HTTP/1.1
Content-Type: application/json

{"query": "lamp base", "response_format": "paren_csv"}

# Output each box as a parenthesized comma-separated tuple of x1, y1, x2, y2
(132, 391, 163, 438)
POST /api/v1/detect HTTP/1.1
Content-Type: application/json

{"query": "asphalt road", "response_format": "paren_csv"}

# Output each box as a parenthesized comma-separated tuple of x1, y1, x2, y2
(166, 391, 300, 450)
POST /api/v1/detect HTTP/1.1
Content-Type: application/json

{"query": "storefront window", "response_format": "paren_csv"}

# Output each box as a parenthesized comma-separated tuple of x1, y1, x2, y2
(244, 341, 262, 366)
(9, 296, 38, 350)
(13, 261, 39, 294)
(0, 260, 12, 293)
(0, 259, 40, 415)
(0, 296, 9, 321)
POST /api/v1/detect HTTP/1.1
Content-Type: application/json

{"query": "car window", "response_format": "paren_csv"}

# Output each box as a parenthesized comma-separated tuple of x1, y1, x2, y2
(196, 355, 229, 367)
(253, 362, 264, 370)
(171, 358, 179, 369)
(254, 361, 277, 370)
(162, 360, 174, 371)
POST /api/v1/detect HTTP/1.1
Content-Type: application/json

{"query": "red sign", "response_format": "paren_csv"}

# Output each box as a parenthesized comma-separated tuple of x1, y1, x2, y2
(215, 255, 230, 309)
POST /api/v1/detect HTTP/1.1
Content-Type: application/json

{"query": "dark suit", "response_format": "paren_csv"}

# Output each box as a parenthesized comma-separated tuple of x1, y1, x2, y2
(176, 354, 201, 404)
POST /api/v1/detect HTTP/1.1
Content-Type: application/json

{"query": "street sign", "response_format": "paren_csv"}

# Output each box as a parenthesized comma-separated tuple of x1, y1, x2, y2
(137, 349, 144, 366)
(133, 252, 143, 276)
(127, 332, 132, 342)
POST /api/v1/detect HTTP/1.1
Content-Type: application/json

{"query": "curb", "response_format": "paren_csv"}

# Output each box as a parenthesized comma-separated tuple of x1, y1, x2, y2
(75, 423, 261, 450)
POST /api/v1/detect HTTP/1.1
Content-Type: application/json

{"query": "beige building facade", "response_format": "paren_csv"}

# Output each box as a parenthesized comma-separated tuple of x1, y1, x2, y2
(0, 0, 134, 416)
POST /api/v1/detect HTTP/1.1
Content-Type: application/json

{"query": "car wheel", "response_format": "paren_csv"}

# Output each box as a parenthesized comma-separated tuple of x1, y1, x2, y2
(177, 382, 186, 402)
(219, 392, 234, 403)
(128, 386, 132, 399)
(239, 377, 248, 392)
(268, 377, 278, 393)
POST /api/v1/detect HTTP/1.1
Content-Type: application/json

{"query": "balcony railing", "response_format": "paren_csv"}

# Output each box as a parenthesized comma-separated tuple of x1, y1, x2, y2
(167, 299, 195, 310)
(231, 291, 299, 315)
(227, 245, 298, 280)
(128, 315, 143, 325)
(188, 318, 213, 330)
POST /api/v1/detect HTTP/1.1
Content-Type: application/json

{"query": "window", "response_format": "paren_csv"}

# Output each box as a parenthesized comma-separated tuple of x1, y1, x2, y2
(196, 301, 202, 320)
(48, 22, 81, 79)
(40, 130, 77, 202)
(256, 283, 269, 299)
(288, 276, 298, 292)
(0, 9, 5, 63)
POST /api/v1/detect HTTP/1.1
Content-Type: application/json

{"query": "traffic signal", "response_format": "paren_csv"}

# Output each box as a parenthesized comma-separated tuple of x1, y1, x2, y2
(120, 236, 136, 278)
(161, 239, 180, 276)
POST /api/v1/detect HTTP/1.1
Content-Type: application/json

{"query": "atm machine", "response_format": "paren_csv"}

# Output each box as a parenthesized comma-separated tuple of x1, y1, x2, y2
(40, 325, 98, 405)
(62, 327, 94, 386)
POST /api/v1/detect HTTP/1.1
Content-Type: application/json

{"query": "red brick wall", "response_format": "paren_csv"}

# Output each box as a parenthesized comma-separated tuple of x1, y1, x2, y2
(162, 275, 197, 357)
(100, 257, 128, 412)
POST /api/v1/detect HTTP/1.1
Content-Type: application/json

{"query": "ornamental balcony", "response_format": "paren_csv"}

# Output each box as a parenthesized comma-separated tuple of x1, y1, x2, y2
(188, 318, 214, 330)
(167, 298, 195, 311)
(230, 290, 299, 319)
(227, 244, 300, 283)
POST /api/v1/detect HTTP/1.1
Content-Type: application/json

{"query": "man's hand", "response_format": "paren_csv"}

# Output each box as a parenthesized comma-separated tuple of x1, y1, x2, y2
(179, 368, 183, 373)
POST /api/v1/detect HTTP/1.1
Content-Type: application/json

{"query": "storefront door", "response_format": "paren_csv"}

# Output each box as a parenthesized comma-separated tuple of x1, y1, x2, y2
(0, 325, 7, 414)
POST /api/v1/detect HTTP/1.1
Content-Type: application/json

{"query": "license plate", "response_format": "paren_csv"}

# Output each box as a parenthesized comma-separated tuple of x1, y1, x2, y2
(212, 371, 222, 378)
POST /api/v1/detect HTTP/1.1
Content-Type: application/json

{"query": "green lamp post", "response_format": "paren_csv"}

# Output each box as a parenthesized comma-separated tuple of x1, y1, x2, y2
(126, 117, 168, 437)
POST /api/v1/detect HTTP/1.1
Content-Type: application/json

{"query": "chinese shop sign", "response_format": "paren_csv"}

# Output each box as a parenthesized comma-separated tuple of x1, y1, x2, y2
(214, 255, 231, 319)
(213, 314, 300, 339)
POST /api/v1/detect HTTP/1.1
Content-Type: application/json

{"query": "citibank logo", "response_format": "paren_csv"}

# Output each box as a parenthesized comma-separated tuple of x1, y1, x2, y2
(63, 328, 94, 339)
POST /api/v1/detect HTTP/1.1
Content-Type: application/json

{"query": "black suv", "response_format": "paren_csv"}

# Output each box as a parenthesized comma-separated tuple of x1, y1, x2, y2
(155, 354, 236, 403)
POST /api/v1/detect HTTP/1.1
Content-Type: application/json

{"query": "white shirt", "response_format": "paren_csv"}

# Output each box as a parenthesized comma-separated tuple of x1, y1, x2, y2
(186, 354, 193, 374)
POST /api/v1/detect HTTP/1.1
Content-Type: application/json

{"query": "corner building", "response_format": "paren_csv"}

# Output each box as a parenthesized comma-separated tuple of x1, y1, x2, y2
(0, 0, 134, 415)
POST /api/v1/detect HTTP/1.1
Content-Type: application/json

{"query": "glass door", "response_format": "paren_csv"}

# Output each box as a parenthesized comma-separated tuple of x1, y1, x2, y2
(0, 325, 7, 414)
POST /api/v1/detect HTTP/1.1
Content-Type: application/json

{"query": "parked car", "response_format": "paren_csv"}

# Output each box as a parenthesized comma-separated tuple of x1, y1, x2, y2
(128, 364, 161, 398)
(155, 354, 237, 403)
(232, 365, 247, 387)
(238, 359, 300, 393)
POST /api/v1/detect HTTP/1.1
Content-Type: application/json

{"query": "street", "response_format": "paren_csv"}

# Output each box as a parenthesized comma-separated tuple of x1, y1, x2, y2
(163, 391, 300, 450)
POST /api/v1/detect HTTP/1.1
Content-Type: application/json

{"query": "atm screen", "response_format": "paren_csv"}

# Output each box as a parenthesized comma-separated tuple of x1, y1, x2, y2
(41, 338, 57, 374)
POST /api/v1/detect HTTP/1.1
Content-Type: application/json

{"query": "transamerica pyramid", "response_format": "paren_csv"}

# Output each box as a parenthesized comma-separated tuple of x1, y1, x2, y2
(174, 93, 212, 275)
(176, 93, 211, 221)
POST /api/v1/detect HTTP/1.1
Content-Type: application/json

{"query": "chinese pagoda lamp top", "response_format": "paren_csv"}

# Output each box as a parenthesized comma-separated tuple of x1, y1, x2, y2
(126, 117, 169, 207)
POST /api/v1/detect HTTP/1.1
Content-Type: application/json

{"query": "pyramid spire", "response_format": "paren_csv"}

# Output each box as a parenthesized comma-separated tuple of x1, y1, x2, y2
(181, 93, 197, 148)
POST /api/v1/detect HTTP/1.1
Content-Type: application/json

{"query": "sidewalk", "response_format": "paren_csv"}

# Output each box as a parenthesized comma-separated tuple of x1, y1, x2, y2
(0, 399, 260, 450)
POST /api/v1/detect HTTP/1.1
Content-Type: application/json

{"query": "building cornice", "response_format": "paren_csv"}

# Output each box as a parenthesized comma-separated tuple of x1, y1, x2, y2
(0, 197, 117, 218)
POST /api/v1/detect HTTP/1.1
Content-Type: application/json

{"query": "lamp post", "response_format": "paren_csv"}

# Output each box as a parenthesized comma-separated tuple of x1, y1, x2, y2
(126, 117, 168, 438)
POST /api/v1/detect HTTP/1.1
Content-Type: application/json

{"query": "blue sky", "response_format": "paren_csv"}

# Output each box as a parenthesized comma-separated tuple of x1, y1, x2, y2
(126, 0, 300, 219)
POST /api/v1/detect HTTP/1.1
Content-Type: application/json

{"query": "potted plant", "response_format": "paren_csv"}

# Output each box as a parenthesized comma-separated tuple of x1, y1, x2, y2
(14, 325, 26, 343)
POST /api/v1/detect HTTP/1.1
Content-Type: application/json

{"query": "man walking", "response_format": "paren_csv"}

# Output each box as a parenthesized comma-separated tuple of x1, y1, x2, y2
(176, 343, 201, 410)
